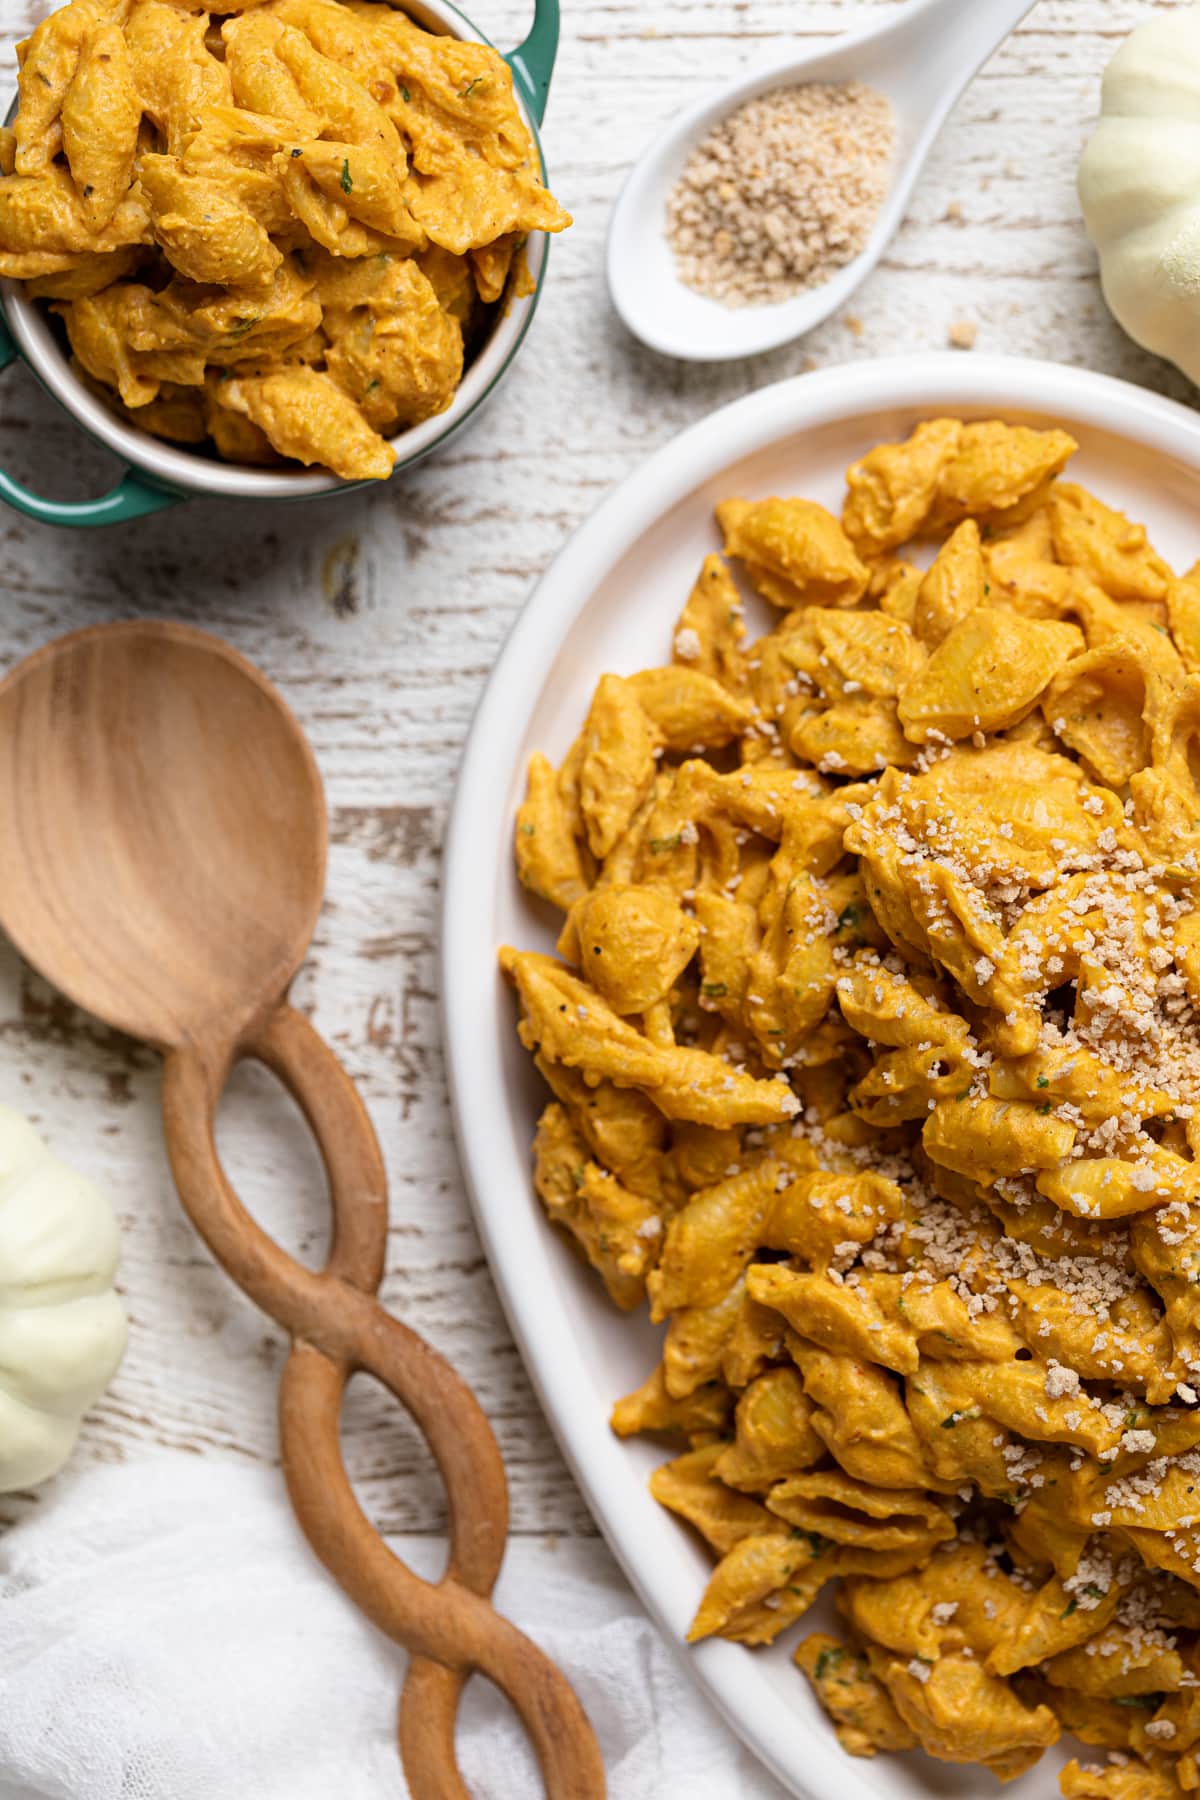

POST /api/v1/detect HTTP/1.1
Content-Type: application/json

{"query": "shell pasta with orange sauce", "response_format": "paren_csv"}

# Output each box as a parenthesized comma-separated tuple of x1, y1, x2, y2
(500, 418, 1200, 1797)
(0, 0, 570, 478)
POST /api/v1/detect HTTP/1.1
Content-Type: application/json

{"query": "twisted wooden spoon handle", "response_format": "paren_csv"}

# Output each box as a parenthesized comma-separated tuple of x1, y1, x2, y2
(161, 1002, 605, 1800)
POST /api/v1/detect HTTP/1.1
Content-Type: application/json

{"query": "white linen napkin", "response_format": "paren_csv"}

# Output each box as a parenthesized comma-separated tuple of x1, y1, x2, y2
(0, 1458, 790, 1800)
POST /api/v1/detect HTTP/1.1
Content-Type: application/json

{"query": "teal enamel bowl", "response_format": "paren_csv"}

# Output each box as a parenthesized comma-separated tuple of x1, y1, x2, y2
(0, 0, 559, 526)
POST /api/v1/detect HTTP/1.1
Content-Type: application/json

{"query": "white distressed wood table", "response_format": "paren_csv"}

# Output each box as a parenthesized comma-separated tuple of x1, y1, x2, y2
(0, 0, 1190, 1748)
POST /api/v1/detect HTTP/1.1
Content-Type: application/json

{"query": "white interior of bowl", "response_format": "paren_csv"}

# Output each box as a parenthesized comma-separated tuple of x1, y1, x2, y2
(443, 355, 1200, 1800)
(0, 0, 549, 499)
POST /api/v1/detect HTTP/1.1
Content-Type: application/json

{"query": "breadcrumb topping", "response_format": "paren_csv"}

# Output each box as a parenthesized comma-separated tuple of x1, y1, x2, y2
(665, 83, 895, 308)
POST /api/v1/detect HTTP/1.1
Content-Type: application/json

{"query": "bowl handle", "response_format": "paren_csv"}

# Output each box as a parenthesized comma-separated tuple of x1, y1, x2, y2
(506, 0, 559, 125)
(0, 314, 181, 527)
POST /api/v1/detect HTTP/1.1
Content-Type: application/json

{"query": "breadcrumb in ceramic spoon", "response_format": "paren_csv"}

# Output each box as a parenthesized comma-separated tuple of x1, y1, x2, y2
(665, 82, 895, 308)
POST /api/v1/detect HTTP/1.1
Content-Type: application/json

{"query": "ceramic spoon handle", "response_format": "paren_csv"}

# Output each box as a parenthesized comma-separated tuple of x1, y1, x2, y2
(161, 1001, 605, 1800)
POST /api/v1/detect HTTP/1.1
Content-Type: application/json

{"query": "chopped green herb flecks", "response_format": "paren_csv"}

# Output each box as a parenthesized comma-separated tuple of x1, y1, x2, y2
(341, 158, 353, 194)
(789, 1528, 833, 1556)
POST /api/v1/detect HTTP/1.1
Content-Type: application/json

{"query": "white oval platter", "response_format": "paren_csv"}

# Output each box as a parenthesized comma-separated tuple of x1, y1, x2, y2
(441, 353, 1200, 1800)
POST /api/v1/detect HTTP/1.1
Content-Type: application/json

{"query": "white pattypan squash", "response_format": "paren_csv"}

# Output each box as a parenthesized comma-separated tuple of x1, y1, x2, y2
(0, 1105, 127, 1492)
(1079, 4, 1200, 385)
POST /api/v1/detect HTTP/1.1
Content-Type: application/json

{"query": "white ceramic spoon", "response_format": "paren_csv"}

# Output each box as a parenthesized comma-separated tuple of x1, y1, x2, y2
(606, 0, 1038, 362)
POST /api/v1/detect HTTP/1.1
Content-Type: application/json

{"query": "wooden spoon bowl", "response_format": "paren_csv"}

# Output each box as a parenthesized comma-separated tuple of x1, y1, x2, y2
(0, 622, 324, 1047)
(0, 620, 604, 1800)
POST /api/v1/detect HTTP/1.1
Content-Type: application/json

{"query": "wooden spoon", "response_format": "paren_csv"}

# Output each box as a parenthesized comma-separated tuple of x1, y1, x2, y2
(0, 619, 605, 1800)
